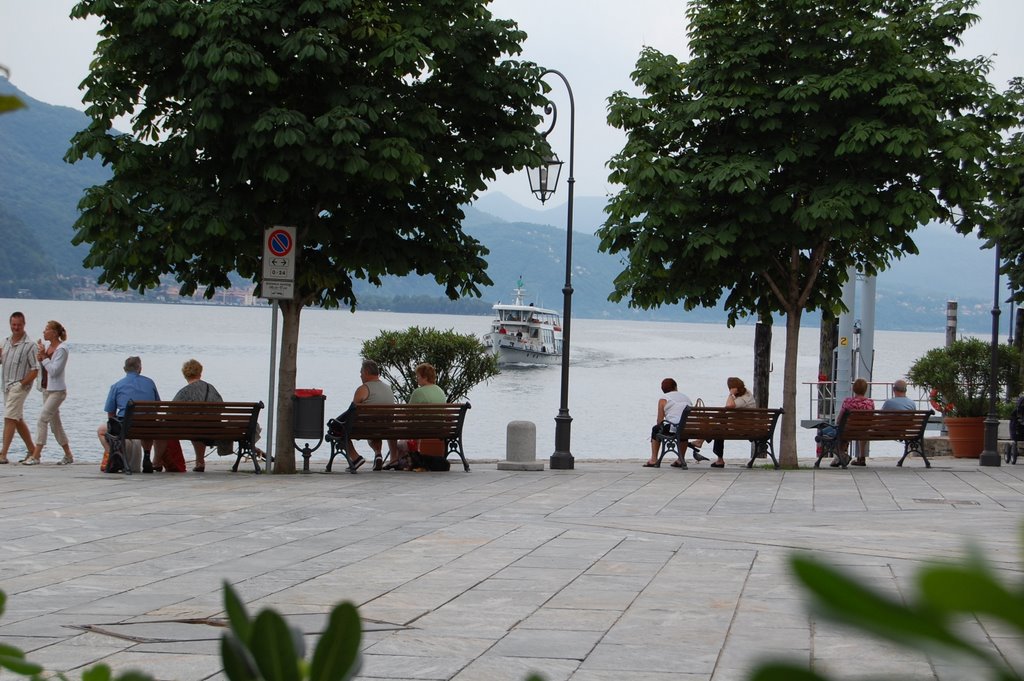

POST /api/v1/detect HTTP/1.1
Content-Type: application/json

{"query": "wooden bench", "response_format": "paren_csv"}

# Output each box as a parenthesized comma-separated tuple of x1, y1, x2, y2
(655, 406, 784, 469)
(325, 403, 471, 473)
(814, 409, 934, 468)
(112, 400, 265, 474)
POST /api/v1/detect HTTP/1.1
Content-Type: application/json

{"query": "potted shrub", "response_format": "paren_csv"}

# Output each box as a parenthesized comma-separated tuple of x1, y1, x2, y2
(907, 337, 1020, 457)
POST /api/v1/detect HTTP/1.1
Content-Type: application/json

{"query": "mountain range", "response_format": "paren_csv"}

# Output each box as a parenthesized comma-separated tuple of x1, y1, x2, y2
(0, 76, 1004, 333)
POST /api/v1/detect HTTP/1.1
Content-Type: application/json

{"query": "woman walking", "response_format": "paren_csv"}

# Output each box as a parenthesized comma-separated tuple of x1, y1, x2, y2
(24, 320, 73, 465)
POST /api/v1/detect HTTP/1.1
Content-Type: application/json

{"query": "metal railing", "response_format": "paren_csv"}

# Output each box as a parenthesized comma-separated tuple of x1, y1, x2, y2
(803, 380, 936, 424)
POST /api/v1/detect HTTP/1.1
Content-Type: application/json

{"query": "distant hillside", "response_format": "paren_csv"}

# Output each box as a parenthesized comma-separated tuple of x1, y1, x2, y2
(0, 77, 1003, 333)
(0, 78, 110, 277)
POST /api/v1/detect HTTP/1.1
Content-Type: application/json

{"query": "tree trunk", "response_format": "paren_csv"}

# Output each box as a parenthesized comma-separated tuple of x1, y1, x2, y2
(273, 299, 302, 473)
(753, 315, 772, 408)
(779, 309, 803, 468)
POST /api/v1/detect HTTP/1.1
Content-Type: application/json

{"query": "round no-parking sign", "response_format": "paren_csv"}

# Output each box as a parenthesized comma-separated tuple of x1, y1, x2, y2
(267, 228, 293, 258)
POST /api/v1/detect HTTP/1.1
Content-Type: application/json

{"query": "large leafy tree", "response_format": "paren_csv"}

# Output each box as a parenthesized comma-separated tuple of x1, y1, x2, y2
(66, 0, 549, 472)
(993, 79, 1024, 298)
(599, 0, 1006, 466)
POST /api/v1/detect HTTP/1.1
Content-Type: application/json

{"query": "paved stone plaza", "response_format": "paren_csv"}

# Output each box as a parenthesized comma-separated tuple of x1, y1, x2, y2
(1, 455, 1022, 681)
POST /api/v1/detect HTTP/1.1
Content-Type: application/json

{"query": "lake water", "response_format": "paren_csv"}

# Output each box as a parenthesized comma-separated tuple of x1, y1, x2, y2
(0, 298, 964, 465)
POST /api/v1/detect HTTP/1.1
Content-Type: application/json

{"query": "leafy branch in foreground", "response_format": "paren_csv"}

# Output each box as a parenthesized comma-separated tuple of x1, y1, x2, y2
(749, 529, 1024, 681)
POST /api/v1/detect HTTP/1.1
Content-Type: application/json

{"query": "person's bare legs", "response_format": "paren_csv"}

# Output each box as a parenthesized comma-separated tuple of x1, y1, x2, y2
(346, 441, 363, 464)
(648, 438, 660, 465)
(15, 419, 34, 457)
(1, 418, 18, 461)
(191, 441, 207, 470)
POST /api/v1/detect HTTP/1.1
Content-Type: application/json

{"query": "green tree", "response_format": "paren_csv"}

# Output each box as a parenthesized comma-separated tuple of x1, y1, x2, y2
(0, 65, 26, 115)
(66, 0, 549, 472)
(992, 79, 1024, 301)
(361, 326, 499, 402)
(599, 0, 1006, 466)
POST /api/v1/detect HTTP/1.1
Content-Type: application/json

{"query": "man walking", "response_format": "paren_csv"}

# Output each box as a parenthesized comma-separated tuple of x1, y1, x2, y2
(0, 312, 38, 464)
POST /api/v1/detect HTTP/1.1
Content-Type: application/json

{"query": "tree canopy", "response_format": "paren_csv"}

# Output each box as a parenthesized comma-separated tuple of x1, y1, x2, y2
(361, 326, 499, 403)
(67, 0, 549, 471)
(991, 79, 1024, 300)
(598, 0, 1008, 465)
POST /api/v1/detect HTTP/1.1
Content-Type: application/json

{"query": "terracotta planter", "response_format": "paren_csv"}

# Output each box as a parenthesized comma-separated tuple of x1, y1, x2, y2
(945, 416, 985, 458)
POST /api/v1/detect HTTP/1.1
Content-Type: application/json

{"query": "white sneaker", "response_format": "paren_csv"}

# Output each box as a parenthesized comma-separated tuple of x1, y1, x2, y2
(21, 457, 39, 466)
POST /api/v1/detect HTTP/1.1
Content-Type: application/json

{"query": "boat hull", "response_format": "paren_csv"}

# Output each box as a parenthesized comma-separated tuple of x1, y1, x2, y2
(485, 333, 561, 366)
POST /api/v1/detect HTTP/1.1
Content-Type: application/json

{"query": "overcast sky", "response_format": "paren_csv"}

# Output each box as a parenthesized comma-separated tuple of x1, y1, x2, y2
(2, 0, 1022, 211)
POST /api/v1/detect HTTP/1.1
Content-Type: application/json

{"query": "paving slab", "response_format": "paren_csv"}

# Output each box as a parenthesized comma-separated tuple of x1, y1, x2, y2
(0, 457, 1022, 681)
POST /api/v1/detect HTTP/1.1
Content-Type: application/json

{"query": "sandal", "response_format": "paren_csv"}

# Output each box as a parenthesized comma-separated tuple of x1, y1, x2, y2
(642, 462, 659, 468)
(710, 461, 725, 468)
(670, 460, 684, 468)
(373, 456, 383, 471)
(193, 465, 205, 473)
(348, 456, 366, 473)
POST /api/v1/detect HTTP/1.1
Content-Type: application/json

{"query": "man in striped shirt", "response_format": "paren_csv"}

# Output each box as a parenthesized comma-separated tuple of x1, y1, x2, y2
(0, 312, 38, 464)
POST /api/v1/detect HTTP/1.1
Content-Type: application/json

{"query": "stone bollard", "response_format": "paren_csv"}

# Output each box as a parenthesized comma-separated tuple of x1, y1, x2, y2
(497, 420, 544, 471)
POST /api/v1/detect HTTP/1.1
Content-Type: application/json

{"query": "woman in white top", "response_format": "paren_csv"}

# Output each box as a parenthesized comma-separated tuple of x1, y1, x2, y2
(691, 377, 756, 468)
(645, 377, 692, 467)
(25, 321, 73, 466)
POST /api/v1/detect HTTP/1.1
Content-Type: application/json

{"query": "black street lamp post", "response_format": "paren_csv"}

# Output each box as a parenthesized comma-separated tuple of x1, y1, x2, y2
(980, 242, 1002, 467)
(526, 69, 575, 470)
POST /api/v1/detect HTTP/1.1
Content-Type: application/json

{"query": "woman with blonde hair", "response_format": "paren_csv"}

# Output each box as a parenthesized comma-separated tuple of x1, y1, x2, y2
(172, 359, 223, 472)
(24, 320, 73, 466)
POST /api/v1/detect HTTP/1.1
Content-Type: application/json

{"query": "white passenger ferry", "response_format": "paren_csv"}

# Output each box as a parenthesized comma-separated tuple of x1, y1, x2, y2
(482, 282, 562, 366)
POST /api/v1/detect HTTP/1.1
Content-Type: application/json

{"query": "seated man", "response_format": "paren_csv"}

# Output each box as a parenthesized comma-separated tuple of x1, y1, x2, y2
(97, 356, 163, 473)
(338, 359, 395, 471)
(882, 379, 916, 411)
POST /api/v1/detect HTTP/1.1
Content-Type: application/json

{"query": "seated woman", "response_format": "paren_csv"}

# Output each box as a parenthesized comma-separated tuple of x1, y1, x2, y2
(836, 377, 875, 467)
(390, 363, 447, 471)
(172, 358, 223, 472)
(690, 377, 757, 468)
(644, 378, 692, 467)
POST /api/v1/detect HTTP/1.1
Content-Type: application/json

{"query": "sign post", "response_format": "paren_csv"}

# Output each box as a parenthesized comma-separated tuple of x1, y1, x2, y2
(262, 226, 298, 472)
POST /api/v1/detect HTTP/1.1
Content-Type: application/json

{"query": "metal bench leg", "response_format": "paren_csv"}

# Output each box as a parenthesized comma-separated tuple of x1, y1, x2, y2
(325, 438, 356, 473)
(748, 441, 779, 470)
(656, 437, 682, 468)
(897, 439, 930, 468)
(447, 439, 470, 472)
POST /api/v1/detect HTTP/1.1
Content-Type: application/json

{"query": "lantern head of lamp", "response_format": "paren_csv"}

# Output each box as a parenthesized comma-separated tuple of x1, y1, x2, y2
(527, 154, 563, 204)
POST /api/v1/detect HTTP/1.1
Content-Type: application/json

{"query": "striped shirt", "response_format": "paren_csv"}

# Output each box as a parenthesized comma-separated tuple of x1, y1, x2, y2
(2, 335, 38, 390)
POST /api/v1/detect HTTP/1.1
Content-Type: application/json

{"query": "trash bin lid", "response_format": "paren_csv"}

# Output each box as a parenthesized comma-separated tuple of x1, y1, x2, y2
(294, 388, 324, 398)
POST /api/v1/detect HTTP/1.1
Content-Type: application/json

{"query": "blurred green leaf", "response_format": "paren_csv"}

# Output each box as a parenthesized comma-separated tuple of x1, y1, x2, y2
(749, 663, 833, 681)
(919, 562, 1024, 631)
(249, 610, 301, 681)
(224, 581, 252, 643)
(790, 555, 989, 662)
(310, 601, 362, 681)
(0, 652, 43, 676)
(83, 663, 114, 681)
(221, 633, 263, 681)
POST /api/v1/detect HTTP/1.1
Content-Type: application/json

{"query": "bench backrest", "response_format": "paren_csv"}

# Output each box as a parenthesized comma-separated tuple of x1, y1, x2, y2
(331, 403, 470, 440)
(676, 406, 783, 441)
(122, 400, 263, 443)
(836, 409, 933, 442)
